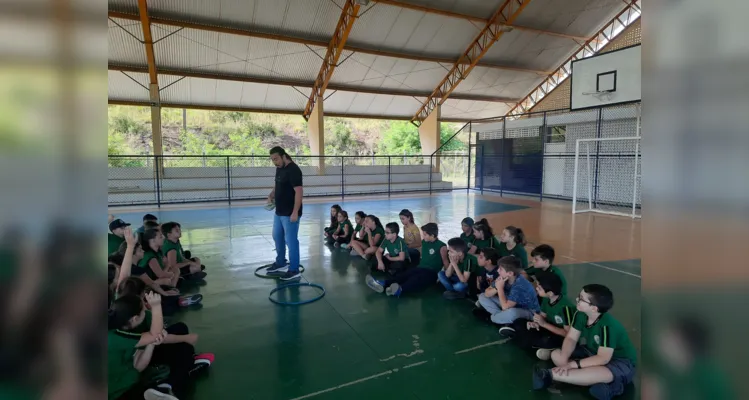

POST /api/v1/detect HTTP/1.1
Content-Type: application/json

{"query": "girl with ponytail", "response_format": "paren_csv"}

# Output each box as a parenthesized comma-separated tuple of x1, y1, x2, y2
(349, 214, 385, 260)
(468, 218, 501, 254)
(498, 225, 529, 269)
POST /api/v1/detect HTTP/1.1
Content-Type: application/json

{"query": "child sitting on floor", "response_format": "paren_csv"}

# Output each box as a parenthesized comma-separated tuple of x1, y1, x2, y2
(349, 214, 384, 260)
(460, 217, 476, 246)
(468, 218, 501, 254)
(532, 284, 637, 400)
(523, 244, 566, 295)
(351, 211, 367, 246)
(474, 256, 540, 329)
(323, 204, 343, 242)
(162, 222, 207, 281)
(365, 222, 447, 297)
(498, 225, 529, 269)
(438, 238, 478, 300)
(508, 271, 573, 360)
(109, 218, 131, 255)
(374, 222, 410, 275)
(332, 210, 354, 248)
(475, 247, 501, 298)
(136, 213, 158, 234)
(139, 229, 180, 288)
(399, 209, 422, 265)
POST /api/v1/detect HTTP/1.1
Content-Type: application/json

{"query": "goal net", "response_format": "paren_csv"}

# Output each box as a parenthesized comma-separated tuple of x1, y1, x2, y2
(572, 136, 641, 218)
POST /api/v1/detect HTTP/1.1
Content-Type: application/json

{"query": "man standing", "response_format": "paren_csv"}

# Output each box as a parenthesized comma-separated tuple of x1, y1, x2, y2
(266, 146, 303, 280)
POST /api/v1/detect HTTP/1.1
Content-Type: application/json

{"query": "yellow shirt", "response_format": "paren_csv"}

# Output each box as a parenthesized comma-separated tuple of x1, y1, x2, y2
(403, 224, 422, 250)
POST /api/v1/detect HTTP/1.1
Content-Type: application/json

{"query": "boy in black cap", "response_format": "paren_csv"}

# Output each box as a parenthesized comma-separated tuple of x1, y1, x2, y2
(109, 219, 131, 254)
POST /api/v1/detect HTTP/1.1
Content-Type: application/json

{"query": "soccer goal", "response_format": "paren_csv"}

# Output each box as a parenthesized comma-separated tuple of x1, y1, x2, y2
(572, 135, 641, 218)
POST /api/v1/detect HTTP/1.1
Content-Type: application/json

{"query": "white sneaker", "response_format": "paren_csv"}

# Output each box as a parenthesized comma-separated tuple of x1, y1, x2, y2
(144, 388, 179, 400)
(536, 348, 552, 361)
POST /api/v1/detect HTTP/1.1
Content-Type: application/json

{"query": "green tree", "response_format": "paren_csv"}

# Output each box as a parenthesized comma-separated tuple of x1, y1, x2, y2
(325, 118, 361, 155)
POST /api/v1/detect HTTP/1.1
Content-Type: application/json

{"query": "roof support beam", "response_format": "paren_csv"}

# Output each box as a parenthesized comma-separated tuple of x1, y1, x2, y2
(371, 0, 588, 41)
(136, 0, 163, 166)
(108, 11, 547, 75)
(411, 0, 532, 125)
(108, 64, 520, 103)
(303, 0, 360, 120)
(107, 99, 474, 123)
(506, 1, 641, 115)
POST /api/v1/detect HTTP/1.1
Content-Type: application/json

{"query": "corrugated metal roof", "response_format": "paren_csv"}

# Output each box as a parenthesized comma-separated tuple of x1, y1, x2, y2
(108, 70, 151, 101)
(440, 98, 510, 120)
(390, 0, 506, 19)
(513, 0, 624, 38)
(451, 67, 542, 100)
(330, 52, 448, 92)
(482, 29, 578, 72)
(324, 91, 424, 118)
(108, 0, 138, 14)
(108, 17, 147, 66)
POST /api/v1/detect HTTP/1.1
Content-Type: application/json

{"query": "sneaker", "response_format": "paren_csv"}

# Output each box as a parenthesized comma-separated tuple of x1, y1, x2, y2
(532, 366, 553, 390)
(385, 283, 402, 297)
(266, 263, 288, 275)
(144, 387, 178, 400)
(442, 290, 466, 300)
(362, 253, 372, 261)
(471, 307, 491, 322)
(334, 242, 340, 248)
(279, 270, 301, 281)
(178, 294, 203, 307)
(535, 348, 552, 361)
(194, 353, 215, 365)
(498, 326, 516, 338)
(365, 274, 384, 293)
(188, 362, 210, 378)
(340, 243, 348, 250)
(200, 264, 206, 271)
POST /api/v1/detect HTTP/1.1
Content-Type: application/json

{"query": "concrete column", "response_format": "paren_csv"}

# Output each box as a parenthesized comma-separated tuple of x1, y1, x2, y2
(149, 83, 163, 174)
(418, 105, 441, 172)
(308, 95, 325, 174)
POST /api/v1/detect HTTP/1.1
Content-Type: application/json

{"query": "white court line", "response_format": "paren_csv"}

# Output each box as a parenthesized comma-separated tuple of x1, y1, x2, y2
(289, 361, 428, 400)
(454, 338, 511, 355)
(560, 255, 641, 279)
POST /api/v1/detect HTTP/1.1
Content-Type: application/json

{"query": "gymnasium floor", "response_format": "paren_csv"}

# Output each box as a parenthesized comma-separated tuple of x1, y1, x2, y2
(113, 192, 641, 400)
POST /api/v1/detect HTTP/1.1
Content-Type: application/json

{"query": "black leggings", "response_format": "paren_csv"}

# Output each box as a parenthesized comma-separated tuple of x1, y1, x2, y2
(371, 257, 409, 275)
(511, 319, 565, 350)
(384, 268, 437, 295)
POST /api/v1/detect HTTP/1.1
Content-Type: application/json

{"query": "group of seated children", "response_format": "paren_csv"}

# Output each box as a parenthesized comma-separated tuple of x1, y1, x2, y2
(323, 207, 636, 400)
(107, 214, 213, 400)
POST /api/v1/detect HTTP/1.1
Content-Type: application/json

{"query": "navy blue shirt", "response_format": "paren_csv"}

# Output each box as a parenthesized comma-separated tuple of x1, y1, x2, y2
(478, 266, 500, 291)
(505, 275, 540, 313)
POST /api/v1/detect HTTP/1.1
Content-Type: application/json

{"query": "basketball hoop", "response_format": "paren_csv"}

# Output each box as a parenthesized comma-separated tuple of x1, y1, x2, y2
(582, 90, 614, 101)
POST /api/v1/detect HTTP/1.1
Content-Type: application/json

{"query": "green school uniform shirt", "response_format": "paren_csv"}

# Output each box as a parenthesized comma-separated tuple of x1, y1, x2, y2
(541, 295, 574, 328)
(139, 250, 165, 280)
(498, 241, 529, 269)
(380, 236, 410, 261)
(526, 265, 567, 295)
(473, 236, 501, 251)
(336, 219, 354, 238)
(458, 253, 479, 274)
(571, 311, 637, 365)
(162, 239, 184, 263)
(108, 233, 125, 255)
(419, 239, 446, 271)
(460, 232, 475, 245)
(365, 226, 385, 247)
(108, 330, 141, 400)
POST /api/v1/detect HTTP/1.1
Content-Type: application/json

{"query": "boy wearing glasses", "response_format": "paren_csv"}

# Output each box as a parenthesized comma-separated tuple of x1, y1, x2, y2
(532, 284, 637, 400)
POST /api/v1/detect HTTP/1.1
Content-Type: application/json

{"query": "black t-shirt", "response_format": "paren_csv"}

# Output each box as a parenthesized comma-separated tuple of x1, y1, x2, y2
(477, 266, 500, 291)
(274, 162, 303, 217)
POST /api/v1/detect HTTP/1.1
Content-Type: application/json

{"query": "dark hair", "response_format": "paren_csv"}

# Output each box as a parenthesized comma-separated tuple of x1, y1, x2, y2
(143, 214, 158, 222)
(161, 222, 181, 236)
(354, 211, 366, 221)
(108, 263, 117, 286)
(478, 248, 499, 265)
(140, 229, 161, 254)
(118, 240, 141, 256)
(536, 271, 563, 295)
(582, 284, 614, 313)
(144, 220, 160, 230)
(473, 218, 494, 238)
(530, 244, 555, 264)
(504, 225, 526, 245)
(447, 237, 468, 253)
(338, 210, 349, 219)
(461, 217, 475, 228)
(420, 222, 438, 238)
(108, 294, 144, 330)
(108, 253, 125, 266)
(399, 209, 415, 224)
(118, 276, 146, 297)
(385, 222, 400, 235)
(269, 146, 292, 161)
(330, 205, 343, 226)
(365, 215, 383, 230)
(498, 256, 522, 275)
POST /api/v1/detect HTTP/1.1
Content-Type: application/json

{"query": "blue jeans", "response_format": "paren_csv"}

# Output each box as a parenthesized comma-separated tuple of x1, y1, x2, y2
(273, 214, 300, 272)
(438, 270, 468, 292)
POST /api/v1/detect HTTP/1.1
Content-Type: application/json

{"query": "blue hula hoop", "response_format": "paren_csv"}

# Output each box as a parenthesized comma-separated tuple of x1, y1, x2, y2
(268, 282, 326, 306)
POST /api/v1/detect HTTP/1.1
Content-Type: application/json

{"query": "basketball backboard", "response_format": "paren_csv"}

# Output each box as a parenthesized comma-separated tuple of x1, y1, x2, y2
(570, 44, 641, 110)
